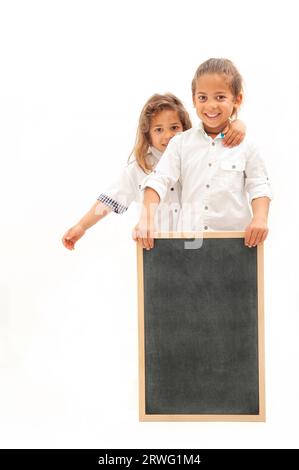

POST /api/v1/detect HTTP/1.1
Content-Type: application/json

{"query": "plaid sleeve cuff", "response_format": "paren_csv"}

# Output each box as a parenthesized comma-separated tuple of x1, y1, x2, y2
(97, 193, 128, 214)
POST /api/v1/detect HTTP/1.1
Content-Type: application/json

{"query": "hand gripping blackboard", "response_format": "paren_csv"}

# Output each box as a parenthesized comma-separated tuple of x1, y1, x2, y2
(137, 231, 265, 421)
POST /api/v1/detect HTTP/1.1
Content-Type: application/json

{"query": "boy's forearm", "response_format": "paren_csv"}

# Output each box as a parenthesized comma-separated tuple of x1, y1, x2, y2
(78, 201, 112, 231)
(140, 187, 160, 222)
(251, 197, 270, 222)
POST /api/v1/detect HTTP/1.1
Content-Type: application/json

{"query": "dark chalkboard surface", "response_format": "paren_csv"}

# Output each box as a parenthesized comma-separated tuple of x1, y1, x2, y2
(137, 232, 265, 421)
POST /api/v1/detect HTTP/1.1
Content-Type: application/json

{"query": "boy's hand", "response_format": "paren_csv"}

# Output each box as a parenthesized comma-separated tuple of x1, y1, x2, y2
(222, 119, 246, 147)
(132, 217, 154, 250)
(244, 218, 268, 248)
(62, 224, 85, 250)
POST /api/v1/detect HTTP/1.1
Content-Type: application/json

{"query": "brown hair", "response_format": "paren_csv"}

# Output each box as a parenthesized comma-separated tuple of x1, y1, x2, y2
(191, 58, 243, 118)
(129, 93, 192, 173)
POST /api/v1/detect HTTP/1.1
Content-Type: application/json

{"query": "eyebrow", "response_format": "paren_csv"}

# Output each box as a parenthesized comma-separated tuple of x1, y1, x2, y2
(153, 122, 181, 127)
(197, 91, 227, 94)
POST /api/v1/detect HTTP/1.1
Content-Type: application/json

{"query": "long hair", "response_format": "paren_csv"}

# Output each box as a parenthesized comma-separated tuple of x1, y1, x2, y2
(129, 93, 192, 173)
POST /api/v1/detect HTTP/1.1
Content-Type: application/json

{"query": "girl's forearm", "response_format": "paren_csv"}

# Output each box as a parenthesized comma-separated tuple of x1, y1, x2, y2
(78, 201, 112, 231)
(251, 197, 270, 222)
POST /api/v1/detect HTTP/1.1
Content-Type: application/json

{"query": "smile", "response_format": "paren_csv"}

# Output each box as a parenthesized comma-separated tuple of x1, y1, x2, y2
(204, 113, 221, 119)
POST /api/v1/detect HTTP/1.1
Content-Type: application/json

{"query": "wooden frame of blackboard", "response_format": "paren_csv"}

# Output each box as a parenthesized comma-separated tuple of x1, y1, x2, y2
(137, 231, 265, 422)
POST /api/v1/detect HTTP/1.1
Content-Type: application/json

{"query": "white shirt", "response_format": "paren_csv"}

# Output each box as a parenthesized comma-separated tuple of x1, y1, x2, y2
(141, 124, 272, 231)
(97, 147, 181, 231)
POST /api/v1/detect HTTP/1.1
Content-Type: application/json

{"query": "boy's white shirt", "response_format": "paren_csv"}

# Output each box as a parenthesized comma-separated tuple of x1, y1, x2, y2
(140, 123, 272, 232)
(97, 146, 181, 231)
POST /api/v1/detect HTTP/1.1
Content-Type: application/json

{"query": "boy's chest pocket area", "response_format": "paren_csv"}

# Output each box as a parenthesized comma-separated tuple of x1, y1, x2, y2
(212, 158, 245, 192)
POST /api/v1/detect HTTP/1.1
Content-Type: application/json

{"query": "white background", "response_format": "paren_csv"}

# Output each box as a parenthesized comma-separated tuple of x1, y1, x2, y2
(0, 0, 298, 449)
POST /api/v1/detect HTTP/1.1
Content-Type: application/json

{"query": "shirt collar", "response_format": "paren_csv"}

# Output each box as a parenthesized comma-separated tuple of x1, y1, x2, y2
(197, 121, 224, 141)
(149, 146, 163, 161)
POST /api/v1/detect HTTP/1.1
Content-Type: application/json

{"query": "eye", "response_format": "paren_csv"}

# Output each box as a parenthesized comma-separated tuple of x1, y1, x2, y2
(154, 128, 163, 133)
(171, 125, 181, 131)
(197, 95, 206, 102)
(217, 95, 226, 101)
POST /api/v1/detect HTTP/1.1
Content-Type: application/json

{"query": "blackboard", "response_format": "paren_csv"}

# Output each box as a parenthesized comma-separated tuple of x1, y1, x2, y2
(137, 232, 265, 421)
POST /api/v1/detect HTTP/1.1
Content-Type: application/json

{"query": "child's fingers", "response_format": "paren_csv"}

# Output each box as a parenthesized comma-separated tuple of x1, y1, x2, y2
(62, 237, 69, 248)
(132, 226, 139, 242)
(248, 228, 259, 247)
(62, 236, 75, 250)
(132, 228, 137, 241)
(250, 230, 260, 247)
(142, 231, 153, 250)
(222, 129, 233, 144)
(260, 230, 268, 244)
(244, 228, 251, 247)
(255, 229, 268, 246)
(148, 229, 154, 249)
(244, 226, 254, 247)
(222, 124, 230, 135)
(223, 131, 236, 147)
(254, 230, 265, 246)
(226, 134, 242, 148)
(133, 223, 154, 250)
(134, 227, 149, 250)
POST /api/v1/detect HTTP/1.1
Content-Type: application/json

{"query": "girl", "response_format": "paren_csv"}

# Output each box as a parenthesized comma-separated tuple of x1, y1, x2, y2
(134, 59, 272, 250)
(62, 92, 246, 250)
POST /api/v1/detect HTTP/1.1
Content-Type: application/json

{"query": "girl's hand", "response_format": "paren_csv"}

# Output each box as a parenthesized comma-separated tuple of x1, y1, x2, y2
(132, 218, 154, 250)
(62, 224, 85, 250)
(222, 119, 246, 148)
(244, 218, 269, 248)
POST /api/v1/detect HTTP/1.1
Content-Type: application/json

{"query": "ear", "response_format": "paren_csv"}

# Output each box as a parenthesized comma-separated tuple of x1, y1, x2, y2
(192, 94, 196, 107)
(234, 93, 243, 110)
(232, 93, 242, 117)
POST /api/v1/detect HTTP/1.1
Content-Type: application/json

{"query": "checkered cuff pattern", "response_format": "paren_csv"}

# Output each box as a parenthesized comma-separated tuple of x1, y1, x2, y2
(97, 194, 128, 214)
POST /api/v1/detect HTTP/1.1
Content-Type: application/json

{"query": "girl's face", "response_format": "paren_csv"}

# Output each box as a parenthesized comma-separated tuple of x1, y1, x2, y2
(193, 73, 242, 135)
(149, 109, 183, 152)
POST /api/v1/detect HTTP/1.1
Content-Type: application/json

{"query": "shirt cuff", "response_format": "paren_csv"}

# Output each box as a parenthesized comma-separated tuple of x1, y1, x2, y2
(97, 193, 128, 214)
(140, 175, 168, 202)
(248, 185, 273, 204)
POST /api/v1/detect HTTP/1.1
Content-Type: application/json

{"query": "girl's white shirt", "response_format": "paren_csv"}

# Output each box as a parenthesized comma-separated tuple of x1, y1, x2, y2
(141, 124, 273, 232)
(97, 146, 181, 231)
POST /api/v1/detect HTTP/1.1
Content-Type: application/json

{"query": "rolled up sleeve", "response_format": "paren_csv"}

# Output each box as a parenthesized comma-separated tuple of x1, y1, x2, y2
(140, 136, 182, 201)
(97, 166, 136, 214)
(245, 143, 273, 203)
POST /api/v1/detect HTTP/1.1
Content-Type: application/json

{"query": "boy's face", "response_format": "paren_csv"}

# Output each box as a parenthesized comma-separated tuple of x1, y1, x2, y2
(193, 73, 242, 135)
(149, 109, 183, 152)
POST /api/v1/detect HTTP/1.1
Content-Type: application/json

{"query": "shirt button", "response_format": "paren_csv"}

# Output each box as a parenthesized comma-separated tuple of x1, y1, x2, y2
(174, 209, 178, 213)
(170, 187, 174, 191)
(206, 184, 210, 188)
(232, 165, 236, 169)
(138, 184, 141, 189)
(212, 142, 215, 146)
(208, 163, 212, 167)
(204, 206, 208, 210)
(204, 226, 208, 230)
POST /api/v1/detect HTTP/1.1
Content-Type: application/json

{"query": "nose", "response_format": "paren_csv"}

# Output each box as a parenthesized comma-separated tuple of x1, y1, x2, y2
(164, 129, 176, 141)
(205, 98, 218, 111)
